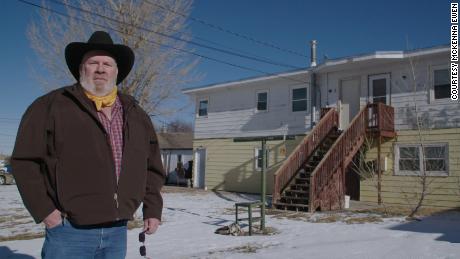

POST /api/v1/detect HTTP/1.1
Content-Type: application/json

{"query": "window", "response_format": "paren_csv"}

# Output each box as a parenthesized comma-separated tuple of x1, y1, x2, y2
(369, 74, 390, 105)
(424, 146, 447, 171)
(292, 87, 307, 112)
(372, 79, 387, 104)
(433, 69, 450, 100)
(256, 91, 268, 111)
(198, 99, 208, 117)
(398, 146, 420, 171)
(395, 143, 448, 176)
(255, 148, 269, 171)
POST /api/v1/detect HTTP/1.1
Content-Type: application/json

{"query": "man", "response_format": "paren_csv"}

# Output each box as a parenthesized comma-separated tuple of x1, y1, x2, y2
(12, 31, 165, 258)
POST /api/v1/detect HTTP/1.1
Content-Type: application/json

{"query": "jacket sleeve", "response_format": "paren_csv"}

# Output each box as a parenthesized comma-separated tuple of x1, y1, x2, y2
(142, 114, 166, 221)
(11, 96, 56, 223)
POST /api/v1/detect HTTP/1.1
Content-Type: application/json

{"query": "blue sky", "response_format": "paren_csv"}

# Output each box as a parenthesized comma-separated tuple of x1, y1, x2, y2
(0, 0, 451, 155)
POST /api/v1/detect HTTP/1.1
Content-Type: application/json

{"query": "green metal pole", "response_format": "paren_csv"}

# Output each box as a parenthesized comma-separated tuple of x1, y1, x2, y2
(261, 139, 266, 230)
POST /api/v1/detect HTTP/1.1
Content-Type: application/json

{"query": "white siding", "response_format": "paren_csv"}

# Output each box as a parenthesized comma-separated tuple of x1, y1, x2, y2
(316, 52, 459, 130)
(189, 48, 456, 140)
(193, 74, 312, 139)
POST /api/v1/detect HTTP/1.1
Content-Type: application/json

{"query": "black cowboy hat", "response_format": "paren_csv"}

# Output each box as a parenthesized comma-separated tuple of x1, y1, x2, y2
(65, 31, 135, 85)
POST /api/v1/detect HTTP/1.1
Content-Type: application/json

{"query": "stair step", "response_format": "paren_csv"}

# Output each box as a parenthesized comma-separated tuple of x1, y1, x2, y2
(304, 163, 319, 170)
(281, 195, 309, 200)
(290, 184, 310, 191)
(305, 163, 319, 168)
(281, 196, 309, 203)
(285, 189, 309, 195)
(294, 177, 309, 184)
(273, 202, 309, 212)
(297, 173, 310, 178)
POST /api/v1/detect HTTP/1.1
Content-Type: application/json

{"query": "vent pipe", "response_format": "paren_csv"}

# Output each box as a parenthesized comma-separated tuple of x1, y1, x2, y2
(310, 40, 317, 67)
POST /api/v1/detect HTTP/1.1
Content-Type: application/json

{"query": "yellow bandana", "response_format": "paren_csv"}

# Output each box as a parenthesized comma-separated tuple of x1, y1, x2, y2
(84, 87, 118, 111)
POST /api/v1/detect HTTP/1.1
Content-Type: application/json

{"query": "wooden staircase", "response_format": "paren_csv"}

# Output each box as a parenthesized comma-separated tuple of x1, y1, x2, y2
(272, 103, 395, 212)
(273, 129, 341, 211)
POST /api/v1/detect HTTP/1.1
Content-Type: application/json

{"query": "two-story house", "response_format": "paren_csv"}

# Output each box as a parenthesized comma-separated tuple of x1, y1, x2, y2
(183, 44, 459, 211)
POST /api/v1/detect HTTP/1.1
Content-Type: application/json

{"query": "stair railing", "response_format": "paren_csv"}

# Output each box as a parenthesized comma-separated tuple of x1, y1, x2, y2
(272, 108, 339, 203)
(309, 105, 368, 212)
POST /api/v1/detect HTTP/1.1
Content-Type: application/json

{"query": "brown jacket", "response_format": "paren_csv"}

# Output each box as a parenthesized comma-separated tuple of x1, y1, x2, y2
(12, 84, 165, 225)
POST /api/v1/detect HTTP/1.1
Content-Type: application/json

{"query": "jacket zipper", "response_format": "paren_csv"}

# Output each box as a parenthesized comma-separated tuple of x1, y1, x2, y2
(113, 103, 135, 220)
(104, 130, 120, 220)
(64, 85, 137, 221)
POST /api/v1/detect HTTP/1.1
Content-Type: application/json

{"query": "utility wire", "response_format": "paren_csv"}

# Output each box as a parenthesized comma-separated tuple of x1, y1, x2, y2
(0, 118, 20, 121)
(18, 0, 311, 86)
(48, 0, 302, 70)
(67, 0, 302, 70)
(144, 0, 308, 58)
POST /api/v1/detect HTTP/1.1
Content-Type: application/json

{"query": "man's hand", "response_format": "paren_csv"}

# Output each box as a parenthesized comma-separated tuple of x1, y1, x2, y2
(43, 209, 62, 229)
(143, 218, 160, 235)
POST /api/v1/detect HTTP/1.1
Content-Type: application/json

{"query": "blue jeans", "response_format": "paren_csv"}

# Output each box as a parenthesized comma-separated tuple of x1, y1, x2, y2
(41, 218, 127, 259)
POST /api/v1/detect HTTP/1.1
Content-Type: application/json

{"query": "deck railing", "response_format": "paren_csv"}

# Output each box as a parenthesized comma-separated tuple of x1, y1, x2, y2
(309, 105, 368, 212)
(272, 108, 339, 202)
(367, 102, 395, 133)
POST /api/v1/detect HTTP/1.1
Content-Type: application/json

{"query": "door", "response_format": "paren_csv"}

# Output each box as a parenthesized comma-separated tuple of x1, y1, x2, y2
(194, 148, 206, 189)
(340, 78, 361, 129)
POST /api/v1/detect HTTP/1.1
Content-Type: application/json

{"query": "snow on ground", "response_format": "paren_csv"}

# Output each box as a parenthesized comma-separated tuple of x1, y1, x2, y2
(0, 185, 459, 259)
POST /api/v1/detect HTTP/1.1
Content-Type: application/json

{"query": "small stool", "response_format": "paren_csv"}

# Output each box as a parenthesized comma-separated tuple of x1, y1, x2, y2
(235, 201, 262, 236)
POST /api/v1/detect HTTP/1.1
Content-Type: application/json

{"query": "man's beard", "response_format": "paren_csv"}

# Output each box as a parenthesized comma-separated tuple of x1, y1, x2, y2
(79, 71, 117, 97)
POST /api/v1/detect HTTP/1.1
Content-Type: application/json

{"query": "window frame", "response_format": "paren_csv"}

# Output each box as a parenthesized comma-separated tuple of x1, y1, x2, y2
(429, 64, 450, 102)
(394, 143, 449, 176)
(255, 90, 269, 112)
(197, 98, 209, 117)
(291, 86, 309, 113)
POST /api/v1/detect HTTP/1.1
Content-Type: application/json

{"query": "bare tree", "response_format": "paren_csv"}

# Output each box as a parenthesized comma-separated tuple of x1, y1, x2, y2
(166, 119, 193, 133)
(402, 56, 436, 218)
(351, 137, 379, 197)
(27, 0, 200, 117)
(396, 54, 454, 219)
(353, 53, 451, 218)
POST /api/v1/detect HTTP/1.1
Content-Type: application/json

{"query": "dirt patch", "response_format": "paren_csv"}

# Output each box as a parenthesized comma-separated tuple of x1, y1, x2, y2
(352, 206, 454, 218)
(0, 232, 44, 242)
(240, 226, 279, 236)
(0, 215, 32, 224)
(161, 186, 207, 194)
(220, 208, 235, 216)
(344, 216, 383, 224)
(208, 243, 279, 255)
(269, 209, 395, 224)
(267, 209, 311, 221)
(226, 244, 259, 253)
(311, 214, 342, 223)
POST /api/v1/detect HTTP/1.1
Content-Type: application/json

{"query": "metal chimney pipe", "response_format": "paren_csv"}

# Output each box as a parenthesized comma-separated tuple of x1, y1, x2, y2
(310, 40, 317, 67)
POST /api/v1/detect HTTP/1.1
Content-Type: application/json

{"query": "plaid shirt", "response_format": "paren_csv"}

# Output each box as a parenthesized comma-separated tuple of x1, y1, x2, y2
(97, 97, 123, 182)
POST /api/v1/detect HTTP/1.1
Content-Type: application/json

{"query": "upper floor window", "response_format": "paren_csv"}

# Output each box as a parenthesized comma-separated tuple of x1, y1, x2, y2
(372, 79, 387, 104)
(256, 91, 268, 111)
(198, 99, 208, 117)
(433, 68, 450, 100)
(369, 74, 390, 105)
(395, 143, 448, 176)
(292, 87, 307, 112)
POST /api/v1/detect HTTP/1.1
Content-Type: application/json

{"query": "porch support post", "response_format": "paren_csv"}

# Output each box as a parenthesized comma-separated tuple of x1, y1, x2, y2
(261, 139, 266, 230)
(377, 135, 382, 205)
